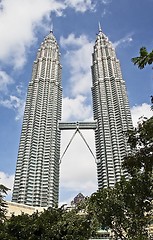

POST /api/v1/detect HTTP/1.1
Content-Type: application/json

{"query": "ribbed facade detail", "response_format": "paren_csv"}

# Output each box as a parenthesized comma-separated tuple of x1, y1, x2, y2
(91, 28, 133, 188)
(12, 31, 62, 207)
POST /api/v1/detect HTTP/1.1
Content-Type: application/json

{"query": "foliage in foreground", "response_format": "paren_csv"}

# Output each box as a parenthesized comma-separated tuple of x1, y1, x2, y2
(89, 117, 153, 240)
(0, 204, 98, 240)
(132, 46, 153, 109)
(132, 47, 153, 69)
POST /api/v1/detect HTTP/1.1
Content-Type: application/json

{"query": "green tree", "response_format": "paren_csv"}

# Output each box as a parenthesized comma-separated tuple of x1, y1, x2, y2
(132, 47, 153, 69)
(89, 117, 153, 240)
(2, 204, 97, 240)
(132, 47, 153, 108)
(0, 184, 9, 240)
(35, 204, 97, 240)
(123, 116, 153, 177)
(4, 213, 33, 240)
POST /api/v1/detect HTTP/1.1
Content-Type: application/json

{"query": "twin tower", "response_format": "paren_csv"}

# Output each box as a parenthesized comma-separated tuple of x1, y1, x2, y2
(12, 26, 133, 207)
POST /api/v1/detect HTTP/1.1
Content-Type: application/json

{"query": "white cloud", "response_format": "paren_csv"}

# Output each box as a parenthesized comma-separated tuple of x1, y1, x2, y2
(0, 70, 14, 92)
(131, 103, 153, 127)
(0, 171, 14, 200)
(101, 0, 112, 4)
(0, 95, 25, 120)
(64, 0, 96, 12)
(16, 83, 24, 96)
(113, 34, 133, 48)
(0, 1, 58, 68)
(62, 95, 92, 121)
(64, 41, 93, 74)
(101, 8, 107, 17)
(60, 129, 97, 201)
(70, 71, 92, 96)
(60, 33, 90, 48)
(59, 195, 75, 207)
(0, 0, 96, 69)
(0, 0, 66, 68)
(60, 34, 94, 96)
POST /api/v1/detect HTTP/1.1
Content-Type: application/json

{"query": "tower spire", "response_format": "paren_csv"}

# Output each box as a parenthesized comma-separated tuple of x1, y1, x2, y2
(50, 23, 53, 33)
(98, 22, 102, 33)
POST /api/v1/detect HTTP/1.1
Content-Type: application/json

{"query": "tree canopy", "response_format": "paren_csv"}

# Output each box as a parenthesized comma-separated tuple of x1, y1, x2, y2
(0, 203, 98, 240)
(132, 47, 153, 69)
(89, 117, 153, 240)
(132, 47, 153, 109)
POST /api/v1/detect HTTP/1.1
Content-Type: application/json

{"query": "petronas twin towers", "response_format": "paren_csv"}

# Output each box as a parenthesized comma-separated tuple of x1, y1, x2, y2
(12, 26, 133, 207)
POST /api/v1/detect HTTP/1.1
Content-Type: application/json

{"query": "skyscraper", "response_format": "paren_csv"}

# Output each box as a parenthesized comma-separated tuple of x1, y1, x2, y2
(12, 31, 62, 207)
(91, 25, 133, 188)
(12, 26, 133, 207)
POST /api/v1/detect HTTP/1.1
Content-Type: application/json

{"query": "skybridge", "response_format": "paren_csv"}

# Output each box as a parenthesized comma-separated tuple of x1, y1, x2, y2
(59, 121, 97, 164)
(59, 121, 97, 130)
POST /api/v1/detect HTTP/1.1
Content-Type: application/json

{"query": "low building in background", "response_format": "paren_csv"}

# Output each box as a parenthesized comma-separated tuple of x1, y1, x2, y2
(5, 201, 45, 218)
(71, 193, 86, 206)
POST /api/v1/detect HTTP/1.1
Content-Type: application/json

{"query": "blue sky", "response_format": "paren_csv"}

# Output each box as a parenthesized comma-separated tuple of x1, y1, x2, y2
(0, 0, 153, 205)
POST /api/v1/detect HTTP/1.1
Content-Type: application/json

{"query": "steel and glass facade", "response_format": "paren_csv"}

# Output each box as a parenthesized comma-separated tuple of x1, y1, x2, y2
(91, 27, 133, 188)
(12, 31, 62, 207)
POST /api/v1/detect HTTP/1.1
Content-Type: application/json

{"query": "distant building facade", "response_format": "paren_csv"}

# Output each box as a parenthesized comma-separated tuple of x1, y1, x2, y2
(71, 193, 86, 206)
(6, 201, 45, 218)
(12, 26, 133, 207)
